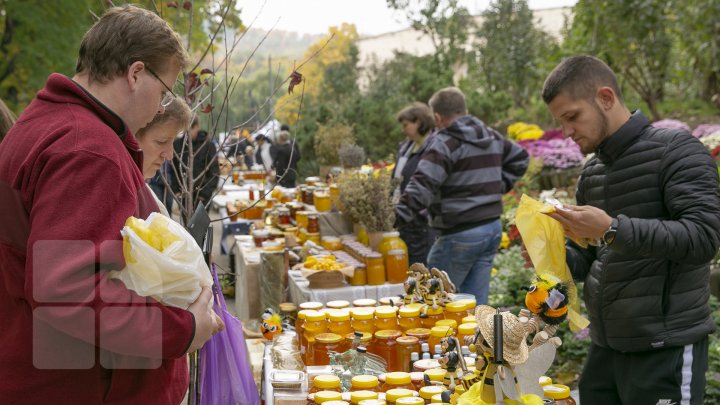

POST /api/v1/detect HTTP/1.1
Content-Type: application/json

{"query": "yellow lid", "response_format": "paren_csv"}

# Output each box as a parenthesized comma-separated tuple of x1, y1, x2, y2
(419, 386, 445, 399)
(306, 310, 327, 322)
(350, 390, 378, 404)
(385, 372, 411, 385)
(358, 400, 385, 405)
(435, 319, 457, 330)
(351, 308, 375, 320)
(423, 305, 444, 316)
(375, 329, 402, 340)
(396, 398, 424, 405)
(315, 391, 343, 403)
(375, 306, 398, 319)
(315, 333, 343, 344)
(298, 309, 313, 320)
(461, 315, 476, 324)
(405, 303, 424, 310)
(324, 401, 350, 405)
(353, 298, 377, 307)
(424, 368, 446, 382)
(430, 394, 443, 403)
(458, 323, 477, 335)
(539, 376, 553, 386)
(346, 331, 373, 342)
(405, 328, 431, 338)
(327, 300, 350, 309)
(396, 336, 420, 345)
(399, 307, 421, 318)
(543, 384, 571, 400)
(351, 375, 379, 389)
(456, 298, 477, 311)
(279, 302, 297, 312)
(314, 374, 341, 389)
(299, 301, 323, 310)
(328, 310, 350, 322)
(444, 302, 466, 313)
(454, 384, 466, 395)
(385, 388, 416, 401)
(430, 325, 453, 338)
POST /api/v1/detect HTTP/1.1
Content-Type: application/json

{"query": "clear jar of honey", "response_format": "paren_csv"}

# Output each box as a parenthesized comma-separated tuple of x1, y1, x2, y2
(382, 372, 414, 392)
(434, 319, 457, 333)
(351, 264, 367, 286)
(310, 374, 342, 393)
(350, 308, 376, 335)
(457, 323, 477, 346)
(303, 310, 328, 364)
(404, 328, 431, 347)
(296, 210, 309, 229)
(307, 213, 320, 233)
(350, 375, 380, 392)
(420, 306, 444, 329)
(385, 249, 409, 284)
(398, 307, 421, 332)
(366, 253, 386, 286)
(443, 302, 467, 327)
(370, 329, 402, 371)
(314, 189, 332, 212)
(322, 236, 342, 251)
(277, 206, 291, 225)
(461, 315, 476, 325)
(374, 306, 399, 331)
(395, 336, 420, 372)
(427, 326, 453, 353)
(313, 333, 344, 366)
(328, 310, 353, 337)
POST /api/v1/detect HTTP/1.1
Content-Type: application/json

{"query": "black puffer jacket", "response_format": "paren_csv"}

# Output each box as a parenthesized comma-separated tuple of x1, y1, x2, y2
(567, 111, 720, 352)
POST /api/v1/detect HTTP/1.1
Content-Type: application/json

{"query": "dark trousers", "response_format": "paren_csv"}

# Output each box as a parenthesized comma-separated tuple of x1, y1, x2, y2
(579, 337, 708, 405)
(398, 219, 437, 267)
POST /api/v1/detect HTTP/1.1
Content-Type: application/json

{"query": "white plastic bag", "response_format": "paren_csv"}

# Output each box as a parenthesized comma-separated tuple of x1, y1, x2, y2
(111, 213, 213, 309)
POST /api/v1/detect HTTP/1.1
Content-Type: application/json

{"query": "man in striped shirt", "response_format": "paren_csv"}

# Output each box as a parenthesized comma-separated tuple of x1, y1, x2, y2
(396, 87, 529, 303)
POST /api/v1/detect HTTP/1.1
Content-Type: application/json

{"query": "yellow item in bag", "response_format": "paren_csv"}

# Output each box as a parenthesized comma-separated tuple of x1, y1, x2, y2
(514, 194, 589, 331)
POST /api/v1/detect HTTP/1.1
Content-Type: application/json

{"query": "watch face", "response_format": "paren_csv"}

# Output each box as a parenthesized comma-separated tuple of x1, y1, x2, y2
(604, 229, 617, 245)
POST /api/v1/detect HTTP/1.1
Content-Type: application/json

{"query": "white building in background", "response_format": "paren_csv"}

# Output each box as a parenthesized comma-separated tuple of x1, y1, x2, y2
(355, 6, 572, 83)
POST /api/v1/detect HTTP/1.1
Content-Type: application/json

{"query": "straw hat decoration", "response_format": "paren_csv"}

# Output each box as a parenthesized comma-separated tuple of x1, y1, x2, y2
(475, 305, 530, 365)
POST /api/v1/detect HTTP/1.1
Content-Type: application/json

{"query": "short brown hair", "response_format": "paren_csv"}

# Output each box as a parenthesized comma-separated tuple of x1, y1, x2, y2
(542, 55, 624, 104)
(76, 5, 189, 84)
(429, 87, 467, 118)
(396, 102, 434, 136)
(136, 98, 192, 139)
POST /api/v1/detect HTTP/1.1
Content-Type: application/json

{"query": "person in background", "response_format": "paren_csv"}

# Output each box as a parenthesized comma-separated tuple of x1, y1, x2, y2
(137, 98, 192, 216)
(0, 98, 16, 143)
(255, 133, 275, 172)
(395, 87, 529, 304)
(272, 129, 300, 188)
(171, 117, 220, 215)
(392, 102, 437, 266)
(0, 5, 221, 404)
(542, 55, 720, 405)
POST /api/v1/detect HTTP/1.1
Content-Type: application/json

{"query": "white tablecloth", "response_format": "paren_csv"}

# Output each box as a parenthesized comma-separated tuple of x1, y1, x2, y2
(287, 269, 405, 305)
(232, 236, 262, 321)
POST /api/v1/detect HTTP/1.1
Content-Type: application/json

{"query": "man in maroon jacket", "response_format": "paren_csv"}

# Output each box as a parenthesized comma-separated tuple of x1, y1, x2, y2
(0, 5, 222, 404)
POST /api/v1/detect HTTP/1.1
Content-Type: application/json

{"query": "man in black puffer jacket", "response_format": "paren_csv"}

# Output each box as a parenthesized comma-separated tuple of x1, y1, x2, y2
(542, 56, 720, 405)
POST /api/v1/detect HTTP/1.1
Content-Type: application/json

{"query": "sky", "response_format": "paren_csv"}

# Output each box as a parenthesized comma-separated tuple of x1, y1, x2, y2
(238, 0, 578, 36)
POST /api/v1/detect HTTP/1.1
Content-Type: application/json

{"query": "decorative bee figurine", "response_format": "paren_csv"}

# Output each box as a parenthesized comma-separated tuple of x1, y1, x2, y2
(524, 273, 569, 325)
(260, 308, 283, 340)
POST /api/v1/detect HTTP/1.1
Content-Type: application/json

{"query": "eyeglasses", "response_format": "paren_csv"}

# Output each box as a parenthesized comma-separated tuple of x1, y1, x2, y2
(145, 65, 176, 108)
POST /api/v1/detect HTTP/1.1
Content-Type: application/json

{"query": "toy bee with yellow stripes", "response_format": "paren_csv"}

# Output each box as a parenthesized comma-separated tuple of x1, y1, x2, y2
(524, 274, 569, 325)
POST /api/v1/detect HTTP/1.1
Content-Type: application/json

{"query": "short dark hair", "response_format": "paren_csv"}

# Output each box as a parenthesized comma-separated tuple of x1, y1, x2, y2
(280, 124, 290, 131)
(396, 102, 434, 135)
(76, 5, 188, 84)
(542, 55, 624, 104)
(428, 87, 467, 118)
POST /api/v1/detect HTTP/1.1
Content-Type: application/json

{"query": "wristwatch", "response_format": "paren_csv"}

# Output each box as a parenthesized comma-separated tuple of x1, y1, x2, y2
(602, 218, 618, 245)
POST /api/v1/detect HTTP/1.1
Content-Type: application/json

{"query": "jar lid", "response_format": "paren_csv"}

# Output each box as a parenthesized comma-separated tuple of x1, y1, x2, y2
(387, 249, 407, 256)
(458, 323, 477, 335)
(350, 308, 375, 320)
(399, 307, 420, 317)
(279, 302, 297, 312)
(366, 252, 382, 259)
(396, 398, 424, 405)
(328, 310, 350, 321)
(454, 384, 466, 395)
(423, 305, 444, 316)
(305, 310, 327, 322)
(396, 336, 419, 345)
(345, 331, 372, 342)
(350, 390, 378, 403)
(357, 400, 385, 405)
(435, 319, 457, 330)
(314, 374, 341, 389)
(462, 315, 477, 324)
(375, 329, 402, 340)
(299, 301, 323, 310)
(322, 236, 340, 242)
(315, 333, 343, 344)
(326, 300, 350, 309)
(404, 303, 424, 310)
(405, 328, 431, 338)
(297, 309, 313, 319)
(324, 402, 350, 405)
(456, 298, 477, 310)
(385, 388, 416, 401)
(543, 384, 571, 400)
(385, 372, 411, 385)
(351, 375, 379, 389)
(379, 296, 403, 306)
(315, 391, 343, 403)
(430, 325, 453, 338)
(444, 302, 466, 313)
(430, 393, 443, 403)
(539, 376, 553, 386)
(375, 306, 398, 318)
(353, 298, 377, 307)
(382, 231, 400, 237)
(424, 368, 446, 382)
(419, 386, 445, 399)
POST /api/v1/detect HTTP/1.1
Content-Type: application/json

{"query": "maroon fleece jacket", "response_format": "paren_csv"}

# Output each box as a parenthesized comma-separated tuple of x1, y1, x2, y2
(0, 74, 194, 404)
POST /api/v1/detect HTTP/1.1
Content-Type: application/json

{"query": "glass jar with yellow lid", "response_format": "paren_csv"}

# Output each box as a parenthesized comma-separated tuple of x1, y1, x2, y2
(300, 301, 324, 311)
(404, 328, 431, 346)
(382, 372, 414, 391)
(328, 310, 353, 337)
(366, 252, 386, 286)
(314, 188, 332, 212)
(455, 298, 477, 316)
(396, 336, 420, 372)
(326, 300, 350, 310)
(419, 386, 445, 403)
(370, 330, 402, 371)
(350, 390, 379, 405)
(310, 374, 342, 393)
(313, 391, 343, 404)
(443, 302, 467, 326)
(350, 308, 376, 335)
(385, 388, 417, 405)
(420, 305, 444, 329)
(350, 263, 368, 286)
(430, 394, 443, 404)
(322, 236, 343, 251)
(461, 315, 476, 325)
(350, 375, 380, 392)
(398, 307, 421, 332)
(423, 368, 446, 384)
(313, 333, 344, 366)
(374, 306, 399, 331)
(353, 298, 377, 308)
(543, 384, 577, 405)
(427, 326, 453, 352)
(395, 397, 424, 405)
(303, 310, 328, 363)
(457, 323, 477, 345)
(434, 319, 457, 333)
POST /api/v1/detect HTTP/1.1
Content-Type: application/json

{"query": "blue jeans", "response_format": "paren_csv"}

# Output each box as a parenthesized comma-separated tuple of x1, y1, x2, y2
(427, 220, 501, 304)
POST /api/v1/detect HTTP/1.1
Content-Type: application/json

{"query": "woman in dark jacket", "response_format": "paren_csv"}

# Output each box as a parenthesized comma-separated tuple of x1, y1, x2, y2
(392, 102, 437, 266)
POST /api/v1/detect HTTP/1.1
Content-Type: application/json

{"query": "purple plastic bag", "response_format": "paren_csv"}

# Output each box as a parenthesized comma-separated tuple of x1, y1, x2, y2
(199, 264, 260, 405)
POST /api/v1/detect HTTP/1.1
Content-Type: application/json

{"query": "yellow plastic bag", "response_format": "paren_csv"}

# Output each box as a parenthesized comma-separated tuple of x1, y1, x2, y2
(112, 213, 213, 309)
(514, 194, 589, 331)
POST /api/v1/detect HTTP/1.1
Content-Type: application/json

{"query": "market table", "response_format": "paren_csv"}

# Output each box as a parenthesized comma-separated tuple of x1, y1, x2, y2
(231, 235, 262, 321)
(287, 269, 405, 305)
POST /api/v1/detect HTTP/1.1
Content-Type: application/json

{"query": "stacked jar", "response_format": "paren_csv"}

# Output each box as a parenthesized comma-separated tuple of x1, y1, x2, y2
(303, 311, 328, 364)
(370, 330, 402, 371)
(377, 232, 409, 284)
(382, 372, 415, 392)
(443, 302, 467, 327)
(313, 333, 344, 365)
(398, 307, 421, 332)
(396, 336, 420, 372)
(428, 326, 453, 353)
(350, 308, 376, 335)
(328, 310, 353, 337)
(310, 375, 342, 393)
(366, 252, 386, 285)
(374, 306, 399, 331)
(420, 306, 444, 329)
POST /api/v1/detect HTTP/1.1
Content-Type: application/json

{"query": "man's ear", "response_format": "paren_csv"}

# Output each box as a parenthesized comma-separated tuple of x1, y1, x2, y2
(596, 86, 616, 111)
(127, 61, 145, 91)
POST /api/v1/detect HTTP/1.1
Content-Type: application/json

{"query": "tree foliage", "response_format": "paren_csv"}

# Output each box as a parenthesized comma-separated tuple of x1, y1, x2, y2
(673, 0, 720, 99)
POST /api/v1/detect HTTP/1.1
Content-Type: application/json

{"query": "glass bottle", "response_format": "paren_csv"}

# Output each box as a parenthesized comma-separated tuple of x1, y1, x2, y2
(366, 252, 386, 286)
(322, 236, 343, 251)
(277, 206, 291, 225)
(398, 307, 421, 332)
(307, 213, 320, 234)
(369, 330, 402, 371)
(350, 375, 380, 392)
(296, 309, 313, 354)
(310, 374, 342, 394)
(374, 306, 399, 331)
(296, 210, 309, 230)
(385, 249, 409, 284)
(395, 336, 420, 372)
(314, 188, 332, 212)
